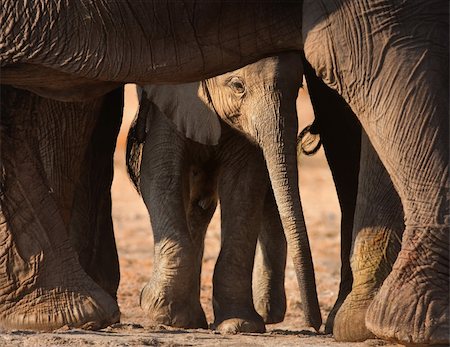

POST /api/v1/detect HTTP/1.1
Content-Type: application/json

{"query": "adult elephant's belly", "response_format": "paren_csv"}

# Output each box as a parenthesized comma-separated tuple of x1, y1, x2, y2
(1, 63, 121, 101)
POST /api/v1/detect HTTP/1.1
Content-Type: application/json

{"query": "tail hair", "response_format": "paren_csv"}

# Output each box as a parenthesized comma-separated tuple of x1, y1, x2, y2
(126, 113, 145, 194)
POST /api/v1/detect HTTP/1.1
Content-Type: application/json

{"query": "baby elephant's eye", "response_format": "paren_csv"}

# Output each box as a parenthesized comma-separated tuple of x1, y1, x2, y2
(228, 77, 245, 95)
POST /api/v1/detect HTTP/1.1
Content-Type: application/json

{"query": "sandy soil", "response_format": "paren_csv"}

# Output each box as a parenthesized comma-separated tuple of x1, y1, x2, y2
(0, 85, 398, 346)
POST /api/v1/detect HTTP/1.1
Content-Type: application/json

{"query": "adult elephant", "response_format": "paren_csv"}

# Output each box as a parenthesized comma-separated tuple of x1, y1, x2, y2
(0, 1, 448, 345)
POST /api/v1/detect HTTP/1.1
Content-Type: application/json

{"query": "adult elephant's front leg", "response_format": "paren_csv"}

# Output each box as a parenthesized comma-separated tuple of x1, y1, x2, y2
(362, 61, 449, 345)
(0, 86, 119, 330)
(139, 114, 208, 329)
(333, 133, 404, 341)
(213, 131, 267, 334)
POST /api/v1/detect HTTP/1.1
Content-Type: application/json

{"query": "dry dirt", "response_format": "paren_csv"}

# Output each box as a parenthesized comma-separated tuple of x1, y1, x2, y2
(0, 85, 399, 346)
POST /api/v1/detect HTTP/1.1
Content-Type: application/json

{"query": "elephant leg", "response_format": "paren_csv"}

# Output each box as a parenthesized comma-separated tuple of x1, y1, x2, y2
(68, 87, 123, 300)
(352, 27, 448, 345)
(213, 128, 267, 334)
(304, 1, 450, 345)
(186, 159, 219, 286)
(253, 186, 287, 324)
(363, 81, 448, 344)
(303, 59, 361, 333)
(0, 86, 119, 330)
(139, 112, 208, 329)
(186, 160, 219, 237)
(304, 2, 448, 343)
(333, 132, 404, 341)
(30, 85, 123, 300)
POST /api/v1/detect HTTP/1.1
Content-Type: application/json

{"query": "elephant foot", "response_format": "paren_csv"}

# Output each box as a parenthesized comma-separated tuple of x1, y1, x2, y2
(254, 295, 286, 324)
(0, 285, 119, 331)
(215, 317, 266, 334)
(213, 304, 265, 334)
(324, 281, 352, 334)
(366, 227, 449, 345)
(333, 295, 374, 341)
(324, 302, 340, 335)
(0, 245, 119, 331)
(140, 284, 207, 329)
(252, 257, 287, 324)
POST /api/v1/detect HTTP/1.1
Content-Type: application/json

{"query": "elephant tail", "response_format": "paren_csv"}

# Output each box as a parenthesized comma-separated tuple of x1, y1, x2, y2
(126, 112, 146, 194)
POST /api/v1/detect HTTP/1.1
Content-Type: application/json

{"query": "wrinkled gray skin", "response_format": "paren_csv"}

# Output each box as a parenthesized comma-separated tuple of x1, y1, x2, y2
(126, 82, 288, 334)
(0, 85, 123, 330)
(302, 1, 448, 345)
(303, 62, 405, 341)
(0, 1, 448, 345)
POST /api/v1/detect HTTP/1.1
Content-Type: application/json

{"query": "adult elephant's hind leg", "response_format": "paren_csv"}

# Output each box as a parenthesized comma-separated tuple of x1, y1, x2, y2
(334, 133, 404, 342)
(0, 87, 119, 331)
(69, 87, 123, 300)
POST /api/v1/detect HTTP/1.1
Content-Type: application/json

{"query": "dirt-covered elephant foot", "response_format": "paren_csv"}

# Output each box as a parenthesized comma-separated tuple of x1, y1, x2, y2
(334, 303, 374, 342)
(138, 238, 208, 329)
(333, 226, 400, 342)
(140, 283, 207, 329)
(215, 318, 265, 334)
(253, 286, 286, 325)
(214, 310, 266, 334)
(333, 227, 379, 342)
(0, 186, 118, 331)
(0, 249, 120, 331)
(366, 227, 449, 345)
(327, 226, 376, 342)
(331, 139, 404, 342)
(0, 149, 120, 331)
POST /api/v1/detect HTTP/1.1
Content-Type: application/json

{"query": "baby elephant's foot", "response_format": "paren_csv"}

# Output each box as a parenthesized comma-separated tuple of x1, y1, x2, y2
(140, 284, 207, 329)
(216, 317, 266, 334)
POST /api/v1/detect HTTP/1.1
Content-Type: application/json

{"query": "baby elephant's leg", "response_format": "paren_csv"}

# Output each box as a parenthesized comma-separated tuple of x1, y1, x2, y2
(213, 129, 268, 334)
(253, 186, 287, 324)
(139, 113, 207, 329)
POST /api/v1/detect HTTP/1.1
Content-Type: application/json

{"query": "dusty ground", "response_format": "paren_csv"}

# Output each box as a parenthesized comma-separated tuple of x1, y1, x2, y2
(0, 85, 398, 346)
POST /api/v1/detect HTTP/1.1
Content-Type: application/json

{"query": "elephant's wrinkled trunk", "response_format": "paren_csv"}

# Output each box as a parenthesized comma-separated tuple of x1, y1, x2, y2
(254, 99, 322, 331)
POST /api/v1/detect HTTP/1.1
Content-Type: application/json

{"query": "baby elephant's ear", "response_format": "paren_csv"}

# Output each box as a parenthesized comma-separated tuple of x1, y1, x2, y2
(173, 82, 221, 145)
(143, 82, 221, 145)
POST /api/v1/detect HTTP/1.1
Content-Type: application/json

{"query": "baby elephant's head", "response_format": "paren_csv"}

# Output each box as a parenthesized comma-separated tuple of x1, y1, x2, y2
(202, 52, 303, 146)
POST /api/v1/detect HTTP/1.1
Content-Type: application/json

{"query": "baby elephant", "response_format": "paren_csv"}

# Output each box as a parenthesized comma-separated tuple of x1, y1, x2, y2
(127, 85, 286, 334)
(127, 52, 306, 333)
